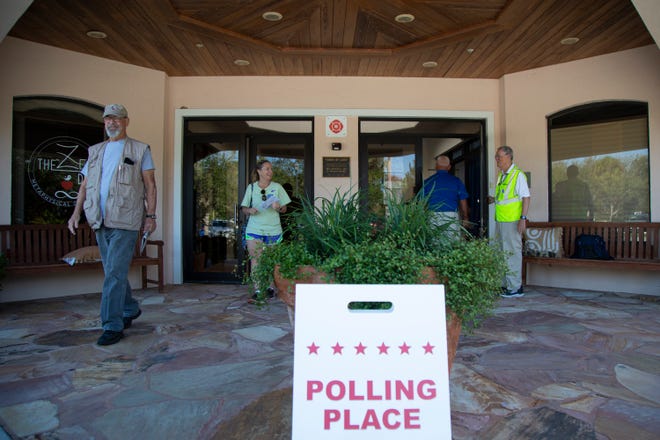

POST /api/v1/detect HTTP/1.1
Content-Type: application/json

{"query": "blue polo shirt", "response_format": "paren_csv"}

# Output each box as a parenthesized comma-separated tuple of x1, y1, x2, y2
(420, 170, 469, 212)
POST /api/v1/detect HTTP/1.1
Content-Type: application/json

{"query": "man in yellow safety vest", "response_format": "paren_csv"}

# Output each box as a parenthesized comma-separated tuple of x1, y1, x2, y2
(487, 146, 531, 298)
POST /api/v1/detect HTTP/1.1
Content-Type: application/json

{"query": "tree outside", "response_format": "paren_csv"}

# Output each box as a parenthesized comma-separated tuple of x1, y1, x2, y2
(551, 151, 649, 222)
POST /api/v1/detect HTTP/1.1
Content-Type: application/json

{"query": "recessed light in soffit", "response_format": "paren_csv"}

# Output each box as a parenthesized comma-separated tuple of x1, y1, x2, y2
(422, 61, 438, 68)
(234, 59, 250, 66)
(395, 14, 415, 23)
(262, 11, 283, 21)
(560, 37, 580, 45)
(86, 30, 107, 39)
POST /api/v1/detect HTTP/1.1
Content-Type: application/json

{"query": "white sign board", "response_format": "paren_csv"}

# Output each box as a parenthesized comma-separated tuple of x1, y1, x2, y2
(292, 284, 451, 439)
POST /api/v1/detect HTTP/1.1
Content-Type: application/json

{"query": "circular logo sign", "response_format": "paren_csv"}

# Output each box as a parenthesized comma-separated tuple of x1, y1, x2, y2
(27, 136, 89, 207)
(328, 119, 344, 134)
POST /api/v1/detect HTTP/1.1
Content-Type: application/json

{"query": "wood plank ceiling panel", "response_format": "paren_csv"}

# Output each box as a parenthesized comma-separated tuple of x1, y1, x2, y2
(6, 0, 654, 78)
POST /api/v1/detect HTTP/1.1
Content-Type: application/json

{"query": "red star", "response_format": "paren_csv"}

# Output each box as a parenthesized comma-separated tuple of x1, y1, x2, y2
(378, 342, 390, 354)
(307, 342, 319, 355)
(399, 342, 411, 354)
(423, 342, 435, 354)
(332, 342, 344, 355)
(355, 342, 367, 355)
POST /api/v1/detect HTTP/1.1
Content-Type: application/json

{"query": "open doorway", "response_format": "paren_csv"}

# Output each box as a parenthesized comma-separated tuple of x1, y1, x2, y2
(359, 118, 487, 236)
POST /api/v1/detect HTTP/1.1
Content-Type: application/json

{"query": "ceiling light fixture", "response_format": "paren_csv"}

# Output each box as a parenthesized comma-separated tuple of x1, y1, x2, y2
(234, 59, 250, 66)
(195, 42, 204, 48)
(560, 37, 580, 45)
(86, 30, 107, 39)
(466, 48, 475, 54)
(262, 11, 283, 21)
(395, 14, 415, 23)
(422, 61, 438, 68)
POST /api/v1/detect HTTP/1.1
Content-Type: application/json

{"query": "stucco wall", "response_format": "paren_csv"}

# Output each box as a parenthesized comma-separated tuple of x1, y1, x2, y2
(166, 77, 501, 283)
(0, 37, 166, 302)
(502, 45, 660, 222)
(502, 45, 660, 293)
(1, 35, 658, 300)
(166, 75, 502, 199)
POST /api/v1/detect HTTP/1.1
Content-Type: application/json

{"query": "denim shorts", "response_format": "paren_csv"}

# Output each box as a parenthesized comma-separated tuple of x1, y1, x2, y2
(246, 232, 282, 245)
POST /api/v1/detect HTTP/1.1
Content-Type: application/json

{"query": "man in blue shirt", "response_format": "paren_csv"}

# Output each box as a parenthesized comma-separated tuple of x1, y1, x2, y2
(420, 155, 469, 240)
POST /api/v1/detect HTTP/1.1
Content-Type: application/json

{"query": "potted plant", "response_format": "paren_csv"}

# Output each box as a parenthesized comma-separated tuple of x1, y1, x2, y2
(250, 189, 508, 369)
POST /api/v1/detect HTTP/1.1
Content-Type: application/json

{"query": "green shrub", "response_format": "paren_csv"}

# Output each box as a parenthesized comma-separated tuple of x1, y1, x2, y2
(251, 188, 508, 329)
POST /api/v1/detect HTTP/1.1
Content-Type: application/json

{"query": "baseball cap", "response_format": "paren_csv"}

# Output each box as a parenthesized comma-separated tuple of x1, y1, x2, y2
(103, 104, 128, 118)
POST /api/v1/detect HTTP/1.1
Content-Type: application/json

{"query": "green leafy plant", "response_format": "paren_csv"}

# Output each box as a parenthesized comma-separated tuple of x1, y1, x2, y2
(293, 188, 373, 259)
(430, 239, 508, 328)
(251, 239, 319, 296)
(323, 237, 429, 285)
(251, 188, 508, 329)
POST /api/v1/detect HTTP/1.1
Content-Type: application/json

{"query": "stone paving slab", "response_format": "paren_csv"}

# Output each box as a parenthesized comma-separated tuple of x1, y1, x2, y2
(0, 285, 658, 439)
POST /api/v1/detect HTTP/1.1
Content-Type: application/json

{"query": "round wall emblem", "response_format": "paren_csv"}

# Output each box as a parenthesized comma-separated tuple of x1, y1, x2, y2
(329, 118, 344, 134)
(27, 136, 89, 207)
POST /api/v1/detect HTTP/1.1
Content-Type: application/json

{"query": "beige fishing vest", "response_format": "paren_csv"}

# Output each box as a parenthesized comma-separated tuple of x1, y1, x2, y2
(83, 137, 149, 231)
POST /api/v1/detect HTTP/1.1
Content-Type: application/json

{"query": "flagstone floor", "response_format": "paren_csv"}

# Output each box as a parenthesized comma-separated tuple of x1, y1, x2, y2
(0, 284, 658, 439)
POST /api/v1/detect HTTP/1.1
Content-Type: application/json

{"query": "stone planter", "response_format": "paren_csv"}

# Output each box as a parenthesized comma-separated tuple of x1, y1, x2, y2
(273, 264, 462, 373)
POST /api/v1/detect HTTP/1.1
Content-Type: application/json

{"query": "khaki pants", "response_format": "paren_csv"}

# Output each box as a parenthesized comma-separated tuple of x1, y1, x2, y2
(495, 221, 522, 291)
(431, 211, 461, 243)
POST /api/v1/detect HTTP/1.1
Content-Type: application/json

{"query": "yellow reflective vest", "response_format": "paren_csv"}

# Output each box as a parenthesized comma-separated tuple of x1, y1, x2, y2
(495, 165, 525, 222)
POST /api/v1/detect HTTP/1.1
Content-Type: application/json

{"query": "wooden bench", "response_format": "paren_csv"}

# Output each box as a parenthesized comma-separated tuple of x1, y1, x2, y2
(0, 223, 164, 292)
(522, 221, 660, 285)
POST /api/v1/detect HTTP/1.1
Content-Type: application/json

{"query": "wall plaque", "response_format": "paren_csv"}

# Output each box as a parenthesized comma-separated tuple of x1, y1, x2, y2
(323, 157, 350, 177)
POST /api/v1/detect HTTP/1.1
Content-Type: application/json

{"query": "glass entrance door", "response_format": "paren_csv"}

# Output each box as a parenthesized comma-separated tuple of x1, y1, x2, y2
(250, 135, 310, 202)
(183, 137, 245, 282)
(360, 137, 419, 215)
(181, 119, 313, 284)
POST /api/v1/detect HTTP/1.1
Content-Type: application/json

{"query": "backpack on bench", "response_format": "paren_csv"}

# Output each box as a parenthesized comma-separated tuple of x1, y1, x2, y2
(571, 234, 613, 260)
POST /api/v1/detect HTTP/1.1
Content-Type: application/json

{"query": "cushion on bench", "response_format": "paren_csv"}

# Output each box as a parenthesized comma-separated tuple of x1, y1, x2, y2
(61, 246, 102, 266)
(524, 227, 563, 258)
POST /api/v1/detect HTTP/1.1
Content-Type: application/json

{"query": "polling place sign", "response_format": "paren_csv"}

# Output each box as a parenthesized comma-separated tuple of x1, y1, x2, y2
(292, 284, 451, 439)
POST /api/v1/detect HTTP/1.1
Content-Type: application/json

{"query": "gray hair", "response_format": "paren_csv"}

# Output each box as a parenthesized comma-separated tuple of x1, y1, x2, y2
(498, 145, 514, 159)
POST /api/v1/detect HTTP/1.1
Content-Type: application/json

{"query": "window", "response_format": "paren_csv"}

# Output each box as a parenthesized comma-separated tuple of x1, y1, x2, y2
(12, 97, 103, 224)
(548, 101, 649, 222)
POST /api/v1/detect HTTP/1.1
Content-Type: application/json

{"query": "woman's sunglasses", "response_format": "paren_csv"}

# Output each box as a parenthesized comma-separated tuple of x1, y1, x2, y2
(261, 189, 267, 201)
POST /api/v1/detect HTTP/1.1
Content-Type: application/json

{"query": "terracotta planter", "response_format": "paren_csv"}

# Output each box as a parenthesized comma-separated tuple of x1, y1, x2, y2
(273, 265, 328, 326)
(273, 264, 462, 373)
(419, 266, 462, 373)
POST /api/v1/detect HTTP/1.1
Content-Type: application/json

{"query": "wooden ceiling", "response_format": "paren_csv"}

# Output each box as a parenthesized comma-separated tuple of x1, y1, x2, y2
(8, 0, 654, 78)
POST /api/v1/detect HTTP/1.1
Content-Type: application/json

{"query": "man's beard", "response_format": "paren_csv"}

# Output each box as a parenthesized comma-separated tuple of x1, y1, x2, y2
(106, 127, 121, 139)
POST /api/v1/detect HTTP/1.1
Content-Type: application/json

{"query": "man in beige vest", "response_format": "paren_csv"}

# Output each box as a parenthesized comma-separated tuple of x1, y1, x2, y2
(68, 104, 157, 345)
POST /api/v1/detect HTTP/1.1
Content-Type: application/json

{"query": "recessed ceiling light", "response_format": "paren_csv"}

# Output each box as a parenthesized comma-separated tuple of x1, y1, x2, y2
(422, 61, 438, 68)
(195, 42, 204, 48)
(560, 37, 580, 45)
(234, 59, 250, 66)
(395, 14, 415, 23)
(86, 30, 107, 39)
(466, 48, 475, 54)
(262, 11, 283, 21)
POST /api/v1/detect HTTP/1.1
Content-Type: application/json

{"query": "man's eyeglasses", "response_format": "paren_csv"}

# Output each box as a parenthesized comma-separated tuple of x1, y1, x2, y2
(261, 189, 267, 201)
